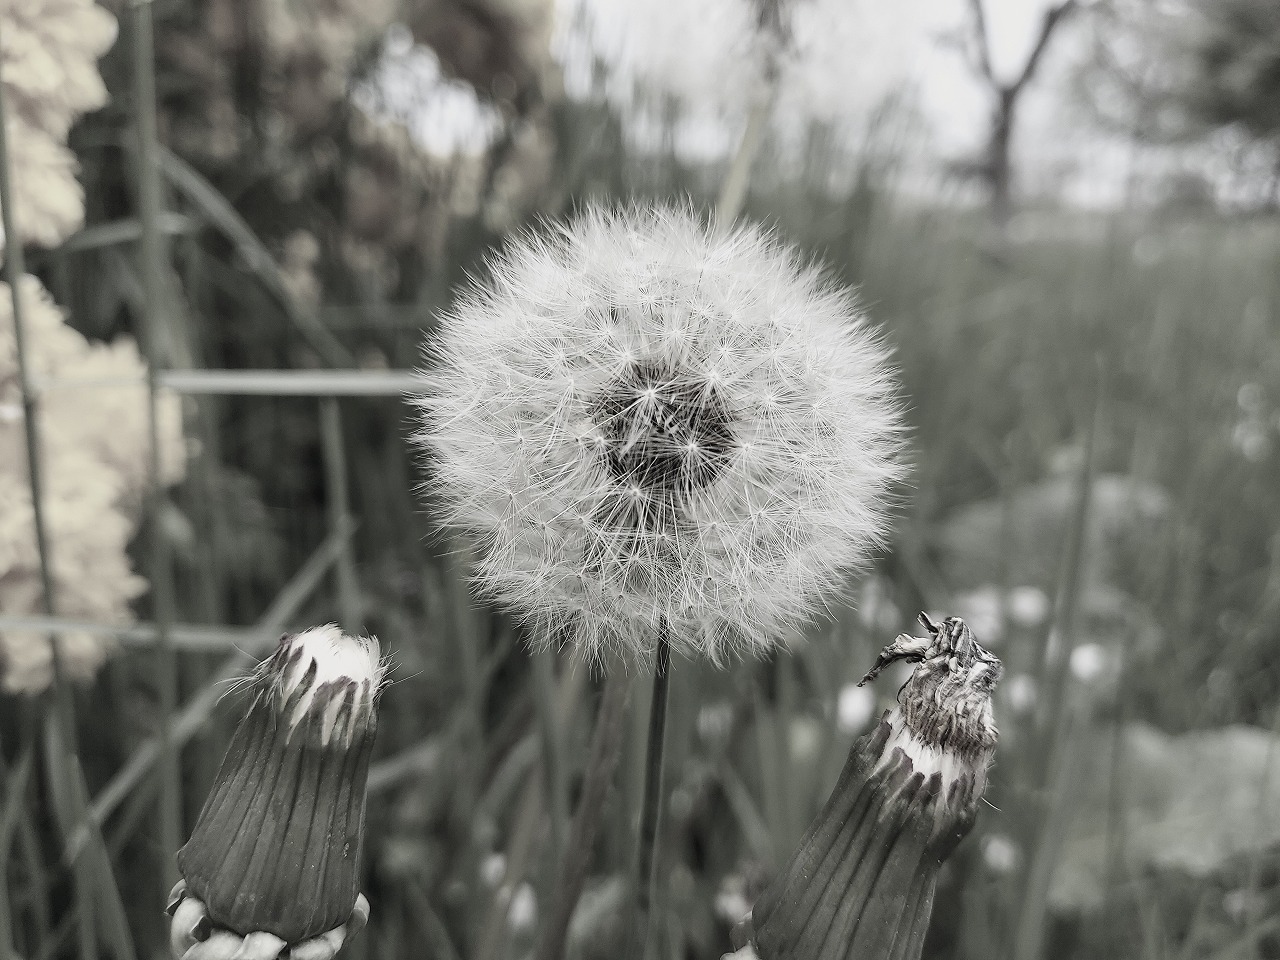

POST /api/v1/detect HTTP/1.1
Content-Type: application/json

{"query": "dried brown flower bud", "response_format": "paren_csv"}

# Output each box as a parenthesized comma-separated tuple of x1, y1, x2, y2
(741, 614, 1001, 960)
(176, 626, 384, 944)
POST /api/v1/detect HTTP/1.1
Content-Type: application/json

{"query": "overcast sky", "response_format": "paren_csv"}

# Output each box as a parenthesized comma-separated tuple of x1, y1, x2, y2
(369, 0, 1163, 206)
(554, 0, 1049, 142)
(549, 0, 1136, 201)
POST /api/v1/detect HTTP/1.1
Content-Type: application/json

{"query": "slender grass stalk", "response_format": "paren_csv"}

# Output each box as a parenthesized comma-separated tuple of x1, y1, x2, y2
(1241, 704, 1280, 960)
(0, 748, 31, 960)
(1012, 364, 1107, 960)
(320, 397, 362, 631)
(534, 670, 630, 960)
(408, 878, 463, 960)
(630, 626, 672, 959)
(156, 146, 351, 366)
(474, 773, 543, 960)
(532, 648, 568, 867)
(0, 867, 11, 960)
(717, 101, 773, 226)
(716, 0, 788, 225)
(13, 795, 50, 956)
(129, 0, 183, 887)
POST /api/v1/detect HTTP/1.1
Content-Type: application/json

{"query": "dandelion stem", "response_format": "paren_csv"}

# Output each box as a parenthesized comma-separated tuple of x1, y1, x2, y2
(534, 669, 630, 960)
(631, 624, 672, 959)
(532, 648, 567, 866)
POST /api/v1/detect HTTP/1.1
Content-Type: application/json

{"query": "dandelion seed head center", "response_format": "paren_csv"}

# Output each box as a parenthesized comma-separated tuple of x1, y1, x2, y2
(591, 360, 733, 495)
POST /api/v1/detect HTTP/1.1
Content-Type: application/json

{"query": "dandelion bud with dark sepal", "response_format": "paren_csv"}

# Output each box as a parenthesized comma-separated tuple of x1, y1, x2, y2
(177, 625, 384, 944)
(742, 614, 1001, 960)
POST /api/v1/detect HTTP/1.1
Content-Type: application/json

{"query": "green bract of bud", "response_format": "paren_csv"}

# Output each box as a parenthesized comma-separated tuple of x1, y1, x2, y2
(742, 615, 1001, 960)
(177, 626, 384, 944)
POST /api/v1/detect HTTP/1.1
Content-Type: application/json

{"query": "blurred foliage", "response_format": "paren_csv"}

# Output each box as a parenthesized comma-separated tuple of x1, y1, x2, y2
(1190, 0, 1280, 142)
(1, 0, 1279, 958)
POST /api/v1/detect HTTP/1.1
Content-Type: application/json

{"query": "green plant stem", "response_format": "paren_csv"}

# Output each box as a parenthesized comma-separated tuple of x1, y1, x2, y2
(320, 397, 362, 631)
(534, 670, 630, 960)
(631, 625, 672, 960)
(474, 773, 543, 960)
(1012, 365, 1106, 960)
(532, 648, 567, 867)
(129, 0, 183, 888)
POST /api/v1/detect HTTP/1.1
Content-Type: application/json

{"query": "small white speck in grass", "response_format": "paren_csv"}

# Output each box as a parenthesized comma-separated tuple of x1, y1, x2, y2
(1008, 585, 1050, 627)
(1070, 643, 1108, 683)
(481, 853, 507, 888)
(507, 883, 537, 931)
(1006, 673, 1038, 714)
(982, 833, 1021, 875)
(837, 682, 875, 734)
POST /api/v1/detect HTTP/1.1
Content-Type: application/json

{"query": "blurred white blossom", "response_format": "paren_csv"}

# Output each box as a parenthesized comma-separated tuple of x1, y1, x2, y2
(714, 873, 752, 926)
(0, 277, 184, 691)
(1069, 642, 1108, 683)
(981, 833, 1021, 875)
(696, 700, 735, 746)
(418, 205, 904, 665)
(0, 0, 185, 692)
(507, 882, 537, 931)
(1007, 584, 1050, 627)
(836, 681, 875, 734)
(787, 717, 821, 761)
(0, 0, 117, 248)
(1005, 673, 1038, 714)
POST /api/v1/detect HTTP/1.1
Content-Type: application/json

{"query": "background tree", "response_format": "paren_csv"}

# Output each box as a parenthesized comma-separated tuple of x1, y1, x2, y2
(1187, 0, 1280, 201)
(959, 0, 1081, 226)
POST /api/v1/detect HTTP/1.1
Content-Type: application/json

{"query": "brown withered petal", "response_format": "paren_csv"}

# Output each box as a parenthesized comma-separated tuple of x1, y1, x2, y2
(177, 626, 382, 943)
(745, 614, 1000, 960)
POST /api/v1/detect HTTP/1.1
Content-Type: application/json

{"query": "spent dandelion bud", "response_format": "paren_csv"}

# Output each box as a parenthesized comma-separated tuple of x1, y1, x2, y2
(416, 204, 905, 664)
(741, 614, 1001, 960)
(175, 626, 384, 945)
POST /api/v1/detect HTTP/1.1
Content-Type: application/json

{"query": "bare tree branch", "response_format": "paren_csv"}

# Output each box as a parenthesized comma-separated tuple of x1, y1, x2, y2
(966, 0, 996, 83)
(955, 0, 1084, 227)
(1012, 0, 1080, 93)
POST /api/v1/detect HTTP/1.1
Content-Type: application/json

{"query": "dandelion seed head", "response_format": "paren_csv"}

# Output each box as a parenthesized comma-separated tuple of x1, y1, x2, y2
(416, 204, 905, 666)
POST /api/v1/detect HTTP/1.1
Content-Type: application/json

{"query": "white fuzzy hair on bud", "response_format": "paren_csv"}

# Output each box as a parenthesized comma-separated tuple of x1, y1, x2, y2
(275, 625, 384, 745)
(416, 204, 905, 665)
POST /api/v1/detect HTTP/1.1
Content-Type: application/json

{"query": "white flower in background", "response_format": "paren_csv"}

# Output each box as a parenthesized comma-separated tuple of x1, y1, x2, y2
(1005, 673, 1037, 714)
(1069, 642, 1108, 683)
(981, 833, 1021, 875)
(0, 277, 184, 692)
(0, 2, 185, 691)
(1007, 584, 1050, 627)
(714, 873, 752, 926)
(507, 883, 537, 932)
(836, 681, 875, 734)
(696, 700, 734, 745)
(0, 0, 117, 248)
(417, 204, 904, 664)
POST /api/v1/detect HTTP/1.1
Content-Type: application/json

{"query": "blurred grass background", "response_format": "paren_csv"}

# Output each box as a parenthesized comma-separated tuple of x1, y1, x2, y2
(2, 0, 1280, 958)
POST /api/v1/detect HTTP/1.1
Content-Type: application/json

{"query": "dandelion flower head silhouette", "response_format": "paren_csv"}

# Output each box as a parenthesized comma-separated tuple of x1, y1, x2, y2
(417, 205, 905, 665)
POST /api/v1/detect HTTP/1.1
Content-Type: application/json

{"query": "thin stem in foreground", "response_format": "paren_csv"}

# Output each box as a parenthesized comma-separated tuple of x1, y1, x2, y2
(631, 625, 672, 959)
(534, 670, 630, 960)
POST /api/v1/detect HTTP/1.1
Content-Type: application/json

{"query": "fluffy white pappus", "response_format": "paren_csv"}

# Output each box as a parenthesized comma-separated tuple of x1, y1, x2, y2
(416, 204, 905, 665)
(273, 624, 385, 743)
